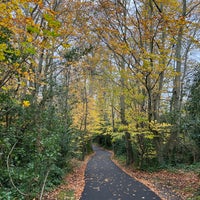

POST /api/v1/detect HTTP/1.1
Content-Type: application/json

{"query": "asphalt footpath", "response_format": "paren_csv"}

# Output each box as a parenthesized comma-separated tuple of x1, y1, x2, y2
(80, 145, 161, 200)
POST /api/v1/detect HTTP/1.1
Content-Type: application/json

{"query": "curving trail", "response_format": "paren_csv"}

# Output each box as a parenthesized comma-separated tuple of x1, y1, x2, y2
(80, 146, 161, 200)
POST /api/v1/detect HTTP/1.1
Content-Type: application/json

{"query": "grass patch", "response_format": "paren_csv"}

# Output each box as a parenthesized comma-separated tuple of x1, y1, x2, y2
(164, 162, 200, 174)
(188, 196, 200, 200)
(57, 190, 75, 200)
(114, 155, 126, 165)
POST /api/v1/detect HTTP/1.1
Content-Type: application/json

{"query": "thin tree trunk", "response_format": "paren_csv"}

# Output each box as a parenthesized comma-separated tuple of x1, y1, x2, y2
(111, 103, 115, 132)
(81, 75, 88, 161)
(120, 66, 134, 165)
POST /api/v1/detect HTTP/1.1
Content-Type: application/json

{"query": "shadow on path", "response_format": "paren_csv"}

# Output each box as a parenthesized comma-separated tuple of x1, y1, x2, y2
(80, 145, 161, 200)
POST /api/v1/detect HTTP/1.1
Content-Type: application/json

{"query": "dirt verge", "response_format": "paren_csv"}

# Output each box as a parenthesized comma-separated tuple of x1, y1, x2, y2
(44, 153, 94, 200)
(111, 154, 200, 200)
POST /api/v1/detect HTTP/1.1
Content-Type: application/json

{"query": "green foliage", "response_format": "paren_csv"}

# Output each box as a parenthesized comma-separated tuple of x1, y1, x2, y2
(112, 135, 126, 156)
(43, 13, 61, 29)
(64, 45, 93, 62)
(0, 26, 19, 63)
(0, 91, 82, 199)
(114, 154, 127, 165)
(163, 162, 200, 174)
(186, 68, 200, 148)
(21, 41, 36, 55)
(188, 196, 200, 200)
(26, 25, 40, 34)
(57, 190, 75, 200)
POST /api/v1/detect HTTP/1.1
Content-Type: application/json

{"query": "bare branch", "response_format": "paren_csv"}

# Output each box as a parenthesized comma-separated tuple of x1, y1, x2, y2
(6, 141, 28, 196)
(39, 169, 50, 200)
(186, 2, 200, 16)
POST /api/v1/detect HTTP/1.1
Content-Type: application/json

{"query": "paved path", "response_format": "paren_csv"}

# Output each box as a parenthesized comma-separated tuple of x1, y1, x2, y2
(80, 146, 161, 200)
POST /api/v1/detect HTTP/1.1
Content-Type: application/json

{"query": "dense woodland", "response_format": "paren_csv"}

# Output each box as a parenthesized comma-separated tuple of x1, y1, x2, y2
(0, 0, 200, 199)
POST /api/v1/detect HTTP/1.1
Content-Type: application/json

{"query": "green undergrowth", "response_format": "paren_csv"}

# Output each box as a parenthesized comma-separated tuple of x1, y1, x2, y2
(161, 162, 200, 174)
(57, 190, 75, 200)
(114, 153, 200, 175)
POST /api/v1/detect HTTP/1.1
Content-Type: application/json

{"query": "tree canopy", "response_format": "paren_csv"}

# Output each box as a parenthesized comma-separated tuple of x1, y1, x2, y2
(0, 0, 200, 199)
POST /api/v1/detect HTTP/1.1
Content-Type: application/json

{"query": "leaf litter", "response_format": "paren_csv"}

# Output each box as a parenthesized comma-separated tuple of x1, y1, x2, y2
(111, 154, 200, 200)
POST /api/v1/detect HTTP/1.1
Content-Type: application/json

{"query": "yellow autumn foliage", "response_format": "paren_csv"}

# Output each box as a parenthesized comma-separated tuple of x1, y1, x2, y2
(22, 100, 31, 107)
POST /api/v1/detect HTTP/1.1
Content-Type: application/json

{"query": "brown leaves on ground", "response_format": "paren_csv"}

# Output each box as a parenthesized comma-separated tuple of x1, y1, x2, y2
(112, 156, 200, 200)
(148, 170, 200, 199)
(126, 169, 200, 200)
(44, 150, 199, 200)
(44, 154, 94, 200)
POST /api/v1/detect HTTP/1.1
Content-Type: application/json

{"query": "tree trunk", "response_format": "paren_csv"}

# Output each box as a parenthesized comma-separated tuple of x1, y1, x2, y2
(111, 102, 115, 132)
(167, 0, 186, 157)
(120, 67, 134, 165)
(81, 75, 88, 161)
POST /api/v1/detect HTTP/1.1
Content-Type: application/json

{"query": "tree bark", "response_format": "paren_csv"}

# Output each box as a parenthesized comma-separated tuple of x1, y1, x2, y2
(167, 0, 186, 156)
(120, 66, 134, 165)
